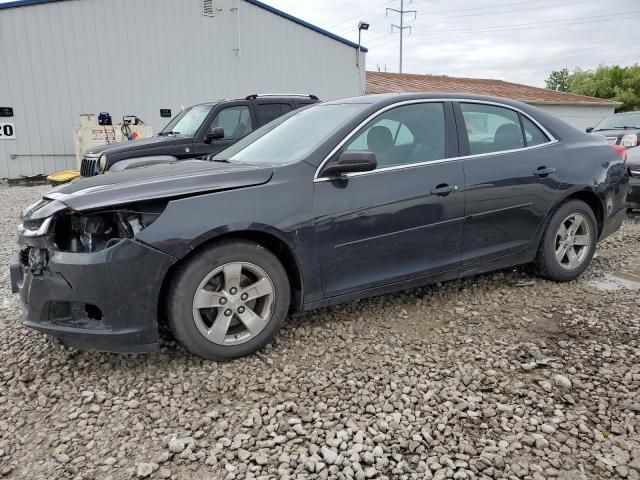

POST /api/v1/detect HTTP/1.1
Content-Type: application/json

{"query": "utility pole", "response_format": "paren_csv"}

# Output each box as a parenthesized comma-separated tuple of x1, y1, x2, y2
(386, 0, 417, 73)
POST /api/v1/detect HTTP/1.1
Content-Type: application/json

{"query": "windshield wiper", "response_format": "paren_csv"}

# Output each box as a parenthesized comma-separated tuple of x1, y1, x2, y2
(210, 158, 230, 163)
(596, 126, 638, 131)
(158, 131, 181, 136)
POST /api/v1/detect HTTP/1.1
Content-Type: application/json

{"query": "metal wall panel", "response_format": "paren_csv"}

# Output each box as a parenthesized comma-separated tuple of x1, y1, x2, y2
(0, 0, 366, 179)
(533, 104, 615, 131)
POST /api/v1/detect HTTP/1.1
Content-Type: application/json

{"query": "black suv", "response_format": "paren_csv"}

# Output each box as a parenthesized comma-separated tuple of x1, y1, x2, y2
(79, 94, 319, 176)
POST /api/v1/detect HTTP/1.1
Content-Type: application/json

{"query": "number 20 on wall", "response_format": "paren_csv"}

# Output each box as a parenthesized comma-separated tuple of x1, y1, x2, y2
(0, 123, 16, 140)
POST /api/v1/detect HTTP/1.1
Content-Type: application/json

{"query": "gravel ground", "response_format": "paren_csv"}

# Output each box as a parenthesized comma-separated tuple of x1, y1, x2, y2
(0, 184, 639, 480)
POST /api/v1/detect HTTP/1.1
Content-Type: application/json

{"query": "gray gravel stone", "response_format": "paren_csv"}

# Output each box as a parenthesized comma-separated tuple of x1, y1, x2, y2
(0, 185, 639, 479)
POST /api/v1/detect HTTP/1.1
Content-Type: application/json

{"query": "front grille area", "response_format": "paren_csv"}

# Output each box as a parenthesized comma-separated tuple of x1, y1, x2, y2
(80, 156, 99, 177)
(630, 168, 640, 179)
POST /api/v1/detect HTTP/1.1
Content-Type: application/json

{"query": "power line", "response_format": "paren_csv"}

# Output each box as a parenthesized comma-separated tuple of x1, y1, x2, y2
(324, 0, 391, 31)
(355, 0, 609, 50)
(419, 0, 542, 16)
(412, 11, 640, 35)
(412, 0, 605, 21)
(363, 13, 639, 51)
(386, 0, 417, 73)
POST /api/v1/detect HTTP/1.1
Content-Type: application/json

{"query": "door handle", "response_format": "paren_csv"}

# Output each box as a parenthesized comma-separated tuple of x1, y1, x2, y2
(534, 167, 556, 177)
(431, 184, 459, 196)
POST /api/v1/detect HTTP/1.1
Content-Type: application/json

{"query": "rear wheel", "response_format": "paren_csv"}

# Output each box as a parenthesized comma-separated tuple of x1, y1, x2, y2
(166, 240, 290, 360)
(535, 200, 598, 282)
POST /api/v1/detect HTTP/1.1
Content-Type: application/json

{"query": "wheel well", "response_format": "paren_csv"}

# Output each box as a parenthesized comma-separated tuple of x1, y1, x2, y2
(565, 190, 604, 236)
(158, 231, 303, 320)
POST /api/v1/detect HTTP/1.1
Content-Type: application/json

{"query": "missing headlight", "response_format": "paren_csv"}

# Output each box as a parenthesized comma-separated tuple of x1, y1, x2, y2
(54, 201, 166, 253)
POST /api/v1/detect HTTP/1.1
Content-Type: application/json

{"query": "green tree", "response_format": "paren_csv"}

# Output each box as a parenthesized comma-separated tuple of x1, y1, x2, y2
(557, 64, 640, 112)
(545, 68, 571, 92)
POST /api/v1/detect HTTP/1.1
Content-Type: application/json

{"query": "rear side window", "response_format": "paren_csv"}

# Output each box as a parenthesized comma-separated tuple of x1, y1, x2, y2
(521, 115, 549, 147)
(256, 103, 293, 125)
(461, 103, 524, 155)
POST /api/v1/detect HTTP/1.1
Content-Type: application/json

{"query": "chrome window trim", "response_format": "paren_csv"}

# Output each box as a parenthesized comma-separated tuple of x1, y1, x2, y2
(313, 98, 558, 182)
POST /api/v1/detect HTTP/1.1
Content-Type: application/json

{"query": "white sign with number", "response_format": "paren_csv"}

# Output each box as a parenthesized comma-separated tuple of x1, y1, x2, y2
(0, 122, 15, 140)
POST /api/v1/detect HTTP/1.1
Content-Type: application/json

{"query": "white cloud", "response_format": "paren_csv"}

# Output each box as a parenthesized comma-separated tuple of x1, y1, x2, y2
(265, 0, 640, 86)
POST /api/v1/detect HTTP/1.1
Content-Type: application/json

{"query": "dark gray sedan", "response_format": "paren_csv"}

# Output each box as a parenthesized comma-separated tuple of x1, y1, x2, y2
(11, 94, 629, 360)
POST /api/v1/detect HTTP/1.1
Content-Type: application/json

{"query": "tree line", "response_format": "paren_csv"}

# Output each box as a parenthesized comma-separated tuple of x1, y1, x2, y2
(545, 64, 640, 112)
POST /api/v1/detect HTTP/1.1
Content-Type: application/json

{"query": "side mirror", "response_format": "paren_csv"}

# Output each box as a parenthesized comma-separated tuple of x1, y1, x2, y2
(586, 127, 594, 133)
(321, 151, 377, 178)
(204, 127, 225, 143)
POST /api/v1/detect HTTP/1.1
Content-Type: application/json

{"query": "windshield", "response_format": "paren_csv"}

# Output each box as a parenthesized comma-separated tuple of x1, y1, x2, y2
(160, 104, 214, 136)
(595, 112, 640, 130)
(213, 103, 370, 165)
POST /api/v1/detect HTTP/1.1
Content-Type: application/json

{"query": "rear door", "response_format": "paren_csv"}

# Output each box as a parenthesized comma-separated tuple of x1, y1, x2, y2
(255, 101, 294, 127)
(455, 101, 563, 267)
(314, 101, 466, 298)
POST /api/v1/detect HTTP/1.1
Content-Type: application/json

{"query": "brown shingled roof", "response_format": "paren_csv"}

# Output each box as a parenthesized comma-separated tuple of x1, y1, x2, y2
(366, 71, 620, 106)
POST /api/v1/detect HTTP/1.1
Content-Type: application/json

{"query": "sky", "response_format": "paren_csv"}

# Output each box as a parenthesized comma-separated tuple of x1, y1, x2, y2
(265, 0, 640, 87)
(1, 0, 638, 87)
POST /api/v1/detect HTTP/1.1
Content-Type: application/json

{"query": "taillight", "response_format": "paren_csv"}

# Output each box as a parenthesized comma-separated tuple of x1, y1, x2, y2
(611, 144, 627, 163)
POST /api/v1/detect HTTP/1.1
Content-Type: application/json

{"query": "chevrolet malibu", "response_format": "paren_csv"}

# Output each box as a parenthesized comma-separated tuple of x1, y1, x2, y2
(11, 94, 629, 360)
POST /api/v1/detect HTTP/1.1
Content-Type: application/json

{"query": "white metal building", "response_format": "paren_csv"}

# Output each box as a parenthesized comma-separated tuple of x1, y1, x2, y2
(0, 0, 367, 180)
(366, 71, 620, 132)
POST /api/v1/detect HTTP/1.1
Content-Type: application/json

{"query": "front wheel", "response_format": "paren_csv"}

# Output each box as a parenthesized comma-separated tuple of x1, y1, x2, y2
(166, 240, 290, 360)
(535, 200, 598, 282)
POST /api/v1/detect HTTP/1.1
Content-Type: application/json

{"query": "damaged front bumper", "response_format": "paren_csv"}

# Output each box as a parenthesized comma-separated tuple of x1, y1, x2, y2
(10, 238, 175, 353)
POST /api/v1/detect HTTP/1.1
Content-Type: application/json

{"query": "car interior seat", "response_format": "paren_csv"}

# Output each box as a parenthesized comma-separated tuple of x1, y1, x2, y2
(493, 123, 524, 151)
(367, 126, 394, 166)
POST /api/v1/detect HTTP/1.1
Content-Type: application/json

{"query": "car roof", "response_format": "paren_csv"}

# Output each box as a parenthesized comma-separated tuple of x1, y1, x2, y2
(321, 93, 586, 142)
(323, 92, 543, 107)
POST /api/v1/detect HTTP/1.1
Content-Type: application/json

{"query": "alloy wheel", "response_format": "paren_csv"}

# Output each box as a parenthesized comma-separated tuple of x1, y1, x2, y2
(192, 262, 275, 346)
(554, 213, 592, 270)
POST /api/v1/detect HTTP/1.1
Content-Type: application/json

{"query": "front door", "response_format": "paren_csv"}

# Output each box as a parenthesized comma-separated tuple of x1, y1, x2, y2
(193, 104, 254, 156)
(455, 101, 563, 266)
(314, 101, 466, 298)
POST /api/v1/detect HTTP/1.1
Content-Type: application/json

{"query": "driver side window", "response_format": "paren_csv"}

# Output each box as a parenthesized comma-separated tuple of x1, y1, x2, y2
(343, 103, 445, 169)
(210, 106, 252, 140)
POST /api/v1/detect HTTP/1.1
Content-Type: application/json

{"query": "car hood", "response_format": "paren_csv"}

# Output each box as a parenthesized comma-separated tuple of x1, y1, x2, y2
(591, 128, 640, 137)
(85, 135, 190, 155)
(43, 160, 274, 211)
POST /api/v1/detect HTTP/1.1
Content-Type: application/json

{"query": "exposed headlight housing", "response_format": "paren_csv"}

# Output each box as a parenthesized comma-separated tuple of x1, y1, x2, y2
(98, 153, 108, 173)
(53, 201, 167, 253)
(621, 134, 638, 148)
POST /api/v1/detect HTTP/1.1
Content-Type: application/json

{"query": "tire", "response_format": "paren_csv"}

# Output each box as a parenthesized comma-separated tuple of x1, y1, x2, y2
(535, 199, 598, 282)
(166, 240, 290, 360)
